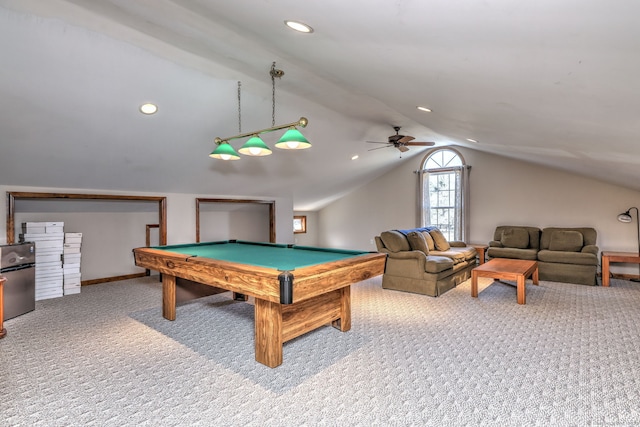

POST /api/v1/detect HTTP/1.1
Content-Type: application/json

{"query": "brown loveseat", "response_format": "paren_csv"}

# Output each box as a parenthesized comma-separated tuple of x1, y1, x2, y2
(538, 227, 599, 286)
(487, 225, 599, 286)
(375, 227, 478, 297)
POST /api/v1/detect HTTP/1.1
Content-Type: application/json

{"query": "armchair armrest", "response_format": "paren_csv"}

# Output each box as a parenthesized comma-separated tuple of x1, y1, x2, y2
(489, 241, 503, 248)
(581, 245, 599, 256)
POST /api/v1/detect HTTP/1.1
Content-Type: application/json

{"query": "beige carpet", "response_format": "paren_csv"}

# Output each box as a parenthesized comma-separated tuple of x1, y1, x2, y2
(2, 275, 640, 426)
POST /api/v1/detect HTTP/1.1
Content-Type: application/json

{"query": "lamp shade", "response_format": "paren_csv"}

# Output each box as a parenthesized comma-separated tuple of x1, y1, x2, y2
(618, 211, 633, 223)
(275, 128, 311, 150)
(238, 136, 272, 156)
(209, 142, 240, 160)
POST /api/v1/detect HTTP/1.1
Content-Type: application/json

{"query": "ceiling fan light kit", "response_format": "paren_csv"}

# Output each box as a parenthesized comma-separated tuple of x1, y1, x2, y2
(210, 62, 311, 160)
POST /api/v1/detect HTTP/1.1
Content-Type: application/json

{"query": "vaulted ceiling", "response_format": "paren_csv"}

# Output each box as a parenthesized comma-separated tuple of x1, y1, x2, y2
(1, 1, 639, 210)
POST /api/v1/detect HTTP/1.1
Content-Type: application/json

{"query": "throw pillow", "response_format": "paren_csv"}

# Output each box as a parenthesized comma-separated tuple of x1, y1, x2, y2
(379, 230, 411, 253)
(407, 231, 429, 255)
(501, 227, 529, 249)
(429, 228, 451, 251)
(549, 230, 584, 252)
(421, 231, 435, 251)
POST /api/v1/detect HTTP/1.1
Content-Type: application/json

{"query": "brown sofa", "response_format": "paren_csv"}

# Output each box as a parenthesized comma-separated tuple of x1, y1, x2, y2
(487, 225, 599, 286)
(375, 227, 478, 297)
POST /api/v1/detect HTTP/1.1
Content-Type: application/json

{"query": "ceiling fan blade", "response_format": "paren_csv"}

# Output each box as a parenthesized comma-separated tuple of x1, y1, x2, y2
(365, 141, 389, 144)
(368, 145, 393, 151)
(405, 141, 435, 146)
(397, 145, 410, 153)
(398, 135, 414, 144)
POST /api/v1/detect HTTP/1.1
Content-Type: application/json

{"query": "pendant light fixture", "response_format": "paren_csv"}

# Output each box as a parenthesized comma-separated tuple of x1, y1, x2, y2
(210, 62, 311, 160)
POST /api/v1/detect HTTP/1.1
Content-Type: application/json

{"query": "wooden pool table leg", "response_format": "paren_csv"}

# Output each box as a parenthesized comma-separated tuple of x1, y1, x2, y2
(254, 298, 283, 368)
(331, 286, 351, 332)
(163, 274, 177, 321)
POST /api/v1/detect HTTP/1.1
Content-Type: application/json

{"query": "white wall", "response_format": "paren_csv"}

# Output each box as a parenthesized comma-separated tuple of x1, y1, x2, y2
(1, 185, 294, 280)
(199, 208, 271, 242)
(318, 159, 419, 251)
(318, 147, 640, 275)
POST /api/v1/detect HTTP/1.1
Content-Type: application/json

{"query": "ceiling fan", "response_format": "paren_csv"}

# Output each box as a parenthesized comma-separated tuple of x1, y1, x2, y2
(366, 126, 435, 153)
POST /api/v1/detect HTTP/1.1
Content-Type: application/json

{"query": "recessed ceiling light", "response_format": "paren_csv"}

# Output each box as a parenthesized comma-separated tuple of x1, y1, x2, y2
(351, 155, 359, 160)
(466, 138, 478, 143)
(417, 106, 432, 112)
(139, 103, 158, 115)
(284, 20, 314, 33)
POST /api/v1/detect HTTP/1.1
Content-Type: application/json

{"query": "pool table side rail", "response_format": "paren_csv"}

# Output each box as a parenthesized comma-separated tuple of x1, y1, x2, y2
(290, 253, 386, 301)
(133, 247, 386, 304)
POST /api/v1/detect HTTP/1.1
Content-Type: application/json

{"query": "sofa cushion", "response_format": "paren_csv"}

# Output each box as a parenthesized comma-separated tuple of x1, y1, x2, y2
(424, 256, 454, 273)
(407, 231, 429, 255)
(548, 230, 583, 252)
(500, 227, 529, 249)
(486, 247, 539, 261)
(421, 231, 435, 251)
(537, 249, 598, 266)
(449, 246, 478, 261)
(430, 250, 467, 264)
(429, 228, 451, 251)
(380, 230, 411, 253)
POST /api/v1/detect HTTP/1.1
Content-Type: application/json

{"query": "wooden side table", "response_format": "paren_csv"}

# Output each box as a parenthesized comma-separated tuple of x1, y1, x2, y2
(470, 244, 489, 264)
(0, 276, 6, 339)
(601, 251, 640, 287)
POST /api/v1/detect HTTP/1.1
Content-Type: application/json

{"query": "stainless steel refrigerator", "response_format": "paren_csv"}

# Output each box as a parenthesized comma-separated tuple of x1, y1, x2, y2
(1, 242, 36, 320)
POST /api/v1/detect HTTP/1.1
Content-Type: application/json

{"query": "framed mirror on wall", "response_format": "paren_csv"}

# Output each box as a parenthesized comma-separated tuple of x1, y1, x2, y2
(293, 215, 307, 234)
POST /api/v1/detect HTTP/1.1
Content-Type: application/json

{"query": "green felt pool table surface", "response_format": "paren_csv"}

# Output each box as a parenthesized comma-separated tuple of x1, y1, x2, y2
(151, 240, 368, 271)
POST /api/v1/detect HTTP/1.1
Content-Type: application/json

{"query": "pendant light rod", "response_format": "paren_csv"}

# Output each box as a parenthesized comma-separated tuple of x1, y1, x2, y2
(214, 117, 308, 145)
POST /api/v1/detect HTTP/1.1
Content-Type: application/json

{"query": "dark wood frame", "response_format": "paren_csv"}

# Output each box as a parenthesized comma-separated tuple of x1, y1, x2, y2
(0, 276, 6, 338)
(146, 224, 160, 247)
(293, 215, 307, 234)
(6, 192, 167, 285)
(195, 198, 275, 243)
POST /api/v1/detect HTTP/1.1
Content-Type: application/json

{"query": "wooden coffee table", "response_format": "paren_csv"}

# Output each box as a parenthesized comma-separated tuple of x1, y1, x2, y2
(471, 258, 539, 304)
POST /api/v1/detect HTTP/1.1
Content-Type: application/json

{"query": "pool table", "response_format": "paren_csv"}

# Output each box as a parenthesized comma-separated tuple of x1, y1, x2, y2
(133, 240, 386, 367)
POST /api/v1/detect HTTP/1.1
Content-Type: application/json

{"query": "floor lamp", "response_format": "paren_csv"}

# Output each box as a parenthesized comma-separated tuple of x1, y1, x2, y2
(617, 207, 640, 282)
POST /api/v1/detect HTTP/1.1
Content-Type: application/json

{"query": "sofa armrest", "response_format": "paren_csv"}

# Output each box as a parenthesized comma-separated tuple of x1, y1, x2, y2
(383, 250, 428, 278)
(489, 240, 503, 248)
(581, 245, 599, 256)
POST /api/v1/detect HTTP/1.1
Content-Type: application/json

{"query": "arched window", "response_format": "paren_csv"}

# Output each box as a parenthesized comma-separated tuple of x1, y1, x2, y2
(419, 148, 470, 241)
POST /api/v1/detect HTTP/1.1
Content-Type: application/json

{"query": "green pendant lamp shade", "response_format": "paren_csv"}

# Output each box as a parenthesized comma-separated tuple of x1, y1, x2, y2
(209, 142, 240, 160)
(238, 136, 272, 156)
(274, 128, 311, 150)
